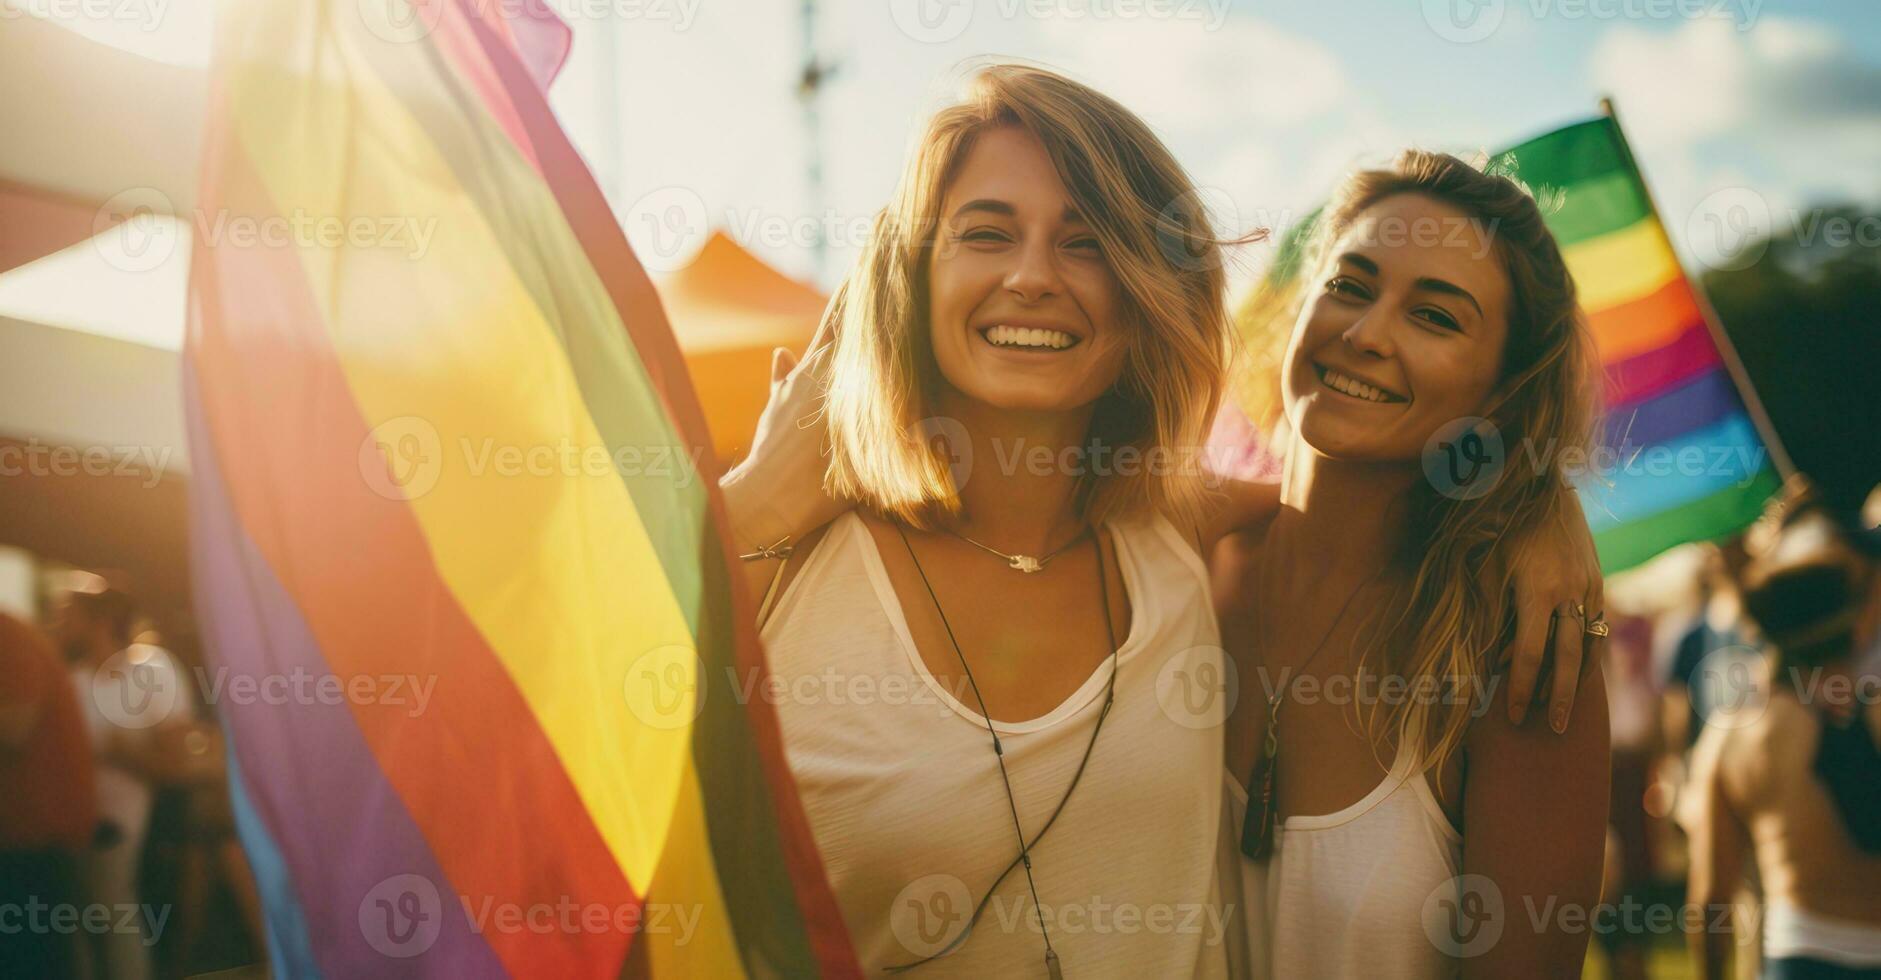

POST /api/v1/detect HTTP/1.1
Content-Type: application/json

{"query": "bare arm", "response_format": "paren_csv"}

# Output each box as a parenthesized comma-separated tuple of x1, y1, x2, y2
(0, 619, 51, 751)
(720, 326, 847, 624)
(1458, 654, 1610, 979)
(1662, 683, 1694, 756)
(1685, 723, 1750, 980)
(0, 694, 43, 752)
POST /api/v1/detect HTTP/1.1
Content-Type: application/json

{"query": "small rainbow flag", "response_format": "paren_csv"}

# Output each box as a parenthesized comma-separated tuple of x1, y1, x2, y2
(185, 1, 858, 976)
(1228, 114, 1785, 573)
(1494, 116, 1783, 571)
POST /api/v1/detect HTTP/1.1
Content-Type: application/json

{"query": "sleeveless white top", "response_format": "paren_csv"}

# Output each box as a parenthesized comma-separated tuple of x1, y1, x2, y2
(1764, 902, 1881, 967)
(763, 511, 1234, 978)
(1223, 740, 1463, 980)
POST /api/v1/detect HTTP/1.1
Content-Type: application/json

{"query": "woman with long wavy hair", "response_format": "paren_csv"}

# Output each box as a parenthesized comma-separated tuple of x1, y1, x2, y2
(718, 66, 1604, 976)
(1215, 150, 1612, 979)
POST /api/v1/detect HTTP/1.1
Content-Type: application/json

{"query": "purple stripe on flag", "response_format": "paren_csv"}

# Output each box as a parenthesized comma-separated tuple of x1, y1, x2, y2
(1601, 367, 1740, 451)
(186, 357, 507, 978)
(224, 743, 322, 978)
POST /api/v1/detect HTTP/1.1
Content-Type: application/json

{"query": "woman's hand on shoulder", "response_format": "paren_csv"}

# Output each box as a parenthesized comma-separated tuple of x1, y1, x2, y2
(1500, 489, 1605, 732)
(720, 337, 845, 549)
(721, 321, 847, 624)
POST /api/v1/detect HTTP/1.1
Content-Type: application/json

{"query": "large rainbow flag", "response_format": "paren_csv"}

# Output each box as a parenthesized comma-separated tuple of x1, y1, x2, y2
(185, 1, 858, 976)
(1230, 115, 1784, 573)
(1493, 116, 1783, 571)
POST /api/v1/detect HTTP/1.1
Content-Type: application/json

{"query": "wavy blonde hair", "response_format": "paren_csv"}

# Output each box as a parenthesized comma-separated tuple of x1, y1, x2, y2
(1258, 150, 1602, 777)
(821, 63, 1239, 532)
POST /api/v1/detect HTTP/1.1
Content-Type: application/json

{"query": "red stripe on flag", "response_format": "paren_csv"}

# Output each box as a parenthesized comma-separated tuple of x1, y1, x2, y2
(1603, 320, 1725, 409)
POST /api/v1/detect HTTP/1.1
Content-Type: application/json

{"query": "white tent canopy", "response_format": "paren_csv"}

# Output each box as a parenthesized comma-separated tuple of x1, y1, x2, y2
(0, 12, 205, 466)
(0, 10, 208, 212)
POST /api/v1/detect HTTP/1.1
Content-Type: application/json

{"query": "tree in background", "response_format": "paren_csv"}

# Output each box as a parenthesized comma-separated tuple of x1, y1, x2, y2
(1705, 204, 1881, 521)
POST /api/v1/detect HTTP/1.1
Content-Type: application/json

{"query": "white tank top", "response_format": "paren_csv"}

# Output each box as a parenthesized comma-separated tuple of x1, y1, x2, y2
(1764, 902, 1881, 967)
(763, 511, 1234, 978)
(1223, 739, 1463, 980)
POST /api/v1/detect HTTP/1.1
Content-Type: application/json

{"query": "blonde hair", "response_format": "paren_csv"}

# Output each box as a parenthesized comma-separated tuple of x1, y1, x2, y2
(822, 63, 1239, 531)
(1256, 150, 1602, 778)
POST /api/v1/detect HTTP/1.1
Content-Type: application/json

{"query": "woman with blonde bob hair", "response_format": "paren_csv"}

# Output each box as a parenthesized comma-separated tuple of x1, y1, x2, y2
(719, 65, 1603, 977)
(1215, 149, 1612, 979)
(818, 63, 1230, 534)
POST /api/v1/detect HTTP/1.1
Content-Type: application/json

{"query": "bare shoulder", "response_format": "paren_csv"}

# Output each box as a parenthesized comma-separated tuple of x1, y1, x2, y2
(1207, 523, 1267, 603)
(1721, 686, 1820, 803)
(1208, 522, 1274, 690)
(1197, 478, 1283, 555)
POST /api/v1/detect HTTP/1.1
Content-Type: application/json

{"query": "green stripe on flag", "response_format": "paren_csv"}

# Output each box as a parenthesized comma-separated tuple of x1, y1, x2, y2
(1592, 467, 1781, 572)
(1493, 118, 1628, 186)
(1494, 118, 1653, 246)
(1535, 170, 1652, 247)
(1263, 207, 1322, 286)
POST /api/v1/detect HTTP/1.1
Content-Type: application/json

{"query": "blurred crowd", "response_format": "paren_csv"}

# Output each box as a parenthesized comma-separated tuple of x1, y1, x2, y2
(0, 570, 261, 978)
(1, 478, 1876, 979)
(1596, 479, 1881, 980)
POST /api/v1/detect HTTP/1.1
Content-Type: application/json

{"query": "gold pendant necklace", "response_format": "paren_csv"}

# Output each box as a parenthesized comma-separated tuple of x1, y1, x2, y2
(946, 527, 1088, 573)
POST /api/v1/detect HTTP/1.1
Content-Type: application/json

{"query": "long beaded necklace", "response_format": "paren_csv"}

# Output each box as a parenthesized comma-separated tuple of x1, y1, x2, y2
(885, 522, 1120, 977)
(1240, 566, 1387, 860)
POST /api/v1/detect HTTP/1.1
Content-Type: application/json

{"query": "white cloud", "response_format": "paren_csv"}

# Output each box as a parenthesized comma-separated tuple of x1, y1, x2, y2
(1589, 19, 1748, 142)
(1022, 15, 1358, 292)
(1030, 15, 1348, 130)
(1588, 16, 1881, 260)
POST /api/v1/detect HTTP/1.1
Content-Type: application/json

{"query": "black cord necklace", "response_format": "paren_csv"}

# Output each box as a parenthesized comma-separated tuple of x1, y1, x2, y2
(883, 521, 1121, 979)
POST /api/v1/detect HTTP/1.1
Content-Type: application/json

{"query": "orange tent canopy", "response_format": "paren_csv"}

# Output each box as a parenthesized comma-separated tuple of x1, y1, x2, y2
(655, 232, 827, 464)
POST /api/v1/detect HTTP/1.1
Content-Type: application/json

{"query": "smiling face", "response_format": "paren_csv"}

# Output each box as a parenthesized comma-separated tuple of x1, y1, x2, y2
(926, 125, 1131, 415)
(1282, 192, 1513, 463)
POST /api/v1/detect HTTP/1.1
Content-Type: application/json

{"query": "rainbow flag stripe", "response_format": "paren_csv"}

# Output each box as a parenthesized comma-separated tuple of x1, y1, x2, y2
(185, 1, 858, 976)
(1492, 118, 1781, 571)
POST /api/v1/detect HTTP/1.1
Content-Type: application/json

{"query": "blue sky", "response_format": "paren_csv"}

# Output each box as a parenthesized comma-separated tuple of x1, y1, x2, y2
(546, 0, 1881, 293)
(4, 0, 1873, 355)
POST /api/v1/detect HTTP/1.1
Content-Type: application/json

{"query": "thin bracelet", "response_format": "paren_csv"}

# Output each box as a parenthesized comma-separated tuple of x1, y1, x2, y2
(737, 535, 795, 562)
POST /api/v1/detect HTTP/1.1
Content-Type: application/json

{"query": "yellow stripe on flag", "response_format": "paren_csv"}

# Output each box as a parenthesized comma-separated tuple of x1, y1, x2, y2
(644, 761, 748, 977)
(1561, 217, 1682, 313)
(226, 34, 694, 894)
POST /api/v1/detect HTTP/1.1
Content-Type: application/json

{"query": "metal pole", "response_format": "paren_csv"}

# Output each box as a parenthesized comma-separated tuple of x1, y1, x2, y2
(1598, 95, 1797, 479)
(798, 0, 827, 281)
(599, 11, 624, 207)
